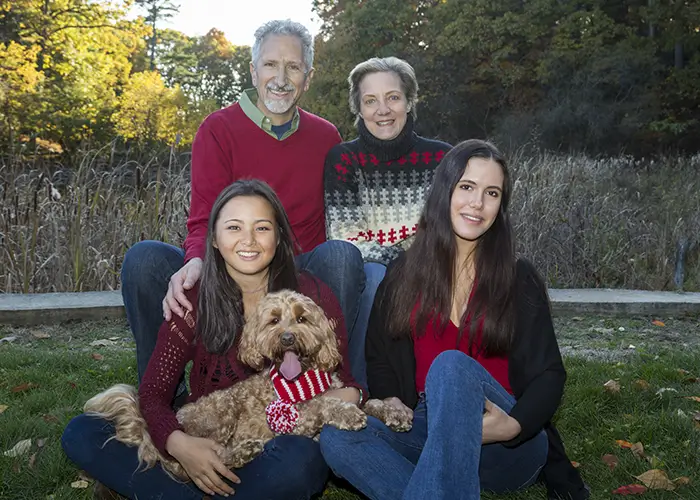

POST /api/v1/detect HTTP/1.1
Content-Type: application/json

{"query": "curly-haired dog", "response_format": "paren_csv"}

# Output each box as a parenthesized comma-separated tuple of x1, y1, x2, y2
(84, 290, 411, 480)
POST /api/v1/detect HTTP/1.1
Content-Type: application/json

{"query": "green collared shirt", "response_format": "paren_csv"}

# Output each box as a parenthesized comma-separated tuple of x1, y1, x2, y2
(239, 88, 300, 140)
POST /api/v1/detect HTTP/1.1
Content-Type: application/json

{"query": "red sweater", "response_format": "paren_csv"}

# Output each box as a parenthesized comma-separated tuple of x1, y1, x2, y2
(414, 317, 512, 395)
(138, 272, 362, 455)
(184, 104, 342, 261)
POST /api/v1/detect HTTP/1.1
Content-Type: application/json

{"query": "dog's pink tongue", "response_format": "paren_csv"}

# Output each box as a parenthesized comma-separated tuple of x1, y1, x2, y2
(279, 351, 302, 380)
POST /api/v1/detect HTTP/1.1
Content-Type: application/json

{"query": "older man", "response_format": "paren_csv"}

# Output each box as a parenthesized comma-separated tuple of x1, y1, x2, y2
(121, 21, 364, 402)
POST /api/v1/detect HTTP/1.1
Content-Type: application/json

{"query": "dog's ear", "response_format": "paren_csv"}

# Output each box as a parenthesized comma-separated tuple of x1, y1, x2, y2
(315, 310, 342, 372)
(238, 315, 265, 370)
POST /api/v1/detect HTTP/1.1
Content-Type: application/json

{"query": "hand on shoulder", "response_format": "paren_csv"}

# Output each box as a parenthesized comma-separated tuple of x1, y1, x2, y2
(163, 258, 202, 321)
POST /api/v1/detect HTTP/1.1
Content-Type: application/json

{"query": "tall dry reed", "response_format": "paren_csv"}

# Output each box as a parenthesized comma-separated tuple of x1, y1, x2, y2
(1, 146, 698, 293)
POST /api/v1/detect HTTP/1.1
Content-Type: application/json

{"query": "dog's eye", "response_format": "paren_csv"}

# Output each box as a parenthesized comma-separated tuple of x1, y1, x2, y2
(269, 317, 279, 325)
(296, 316, 306, 324)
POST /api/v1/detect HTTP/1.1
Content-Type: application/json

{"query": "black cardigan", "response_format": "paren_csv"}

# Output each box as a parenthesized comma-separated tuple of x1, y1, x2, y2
(365, 258, 589, 500)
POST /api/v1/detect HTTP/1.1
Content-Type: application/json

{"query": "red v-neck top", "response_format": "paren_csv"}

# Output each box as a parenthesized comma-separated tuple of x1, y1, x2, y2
(412, 289, 512, 395)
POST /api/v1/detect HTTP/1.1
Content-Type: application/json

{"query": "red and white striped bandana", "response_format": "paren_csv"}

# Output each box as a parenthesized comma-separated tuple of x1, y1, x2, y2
(265, 366, 332, 434)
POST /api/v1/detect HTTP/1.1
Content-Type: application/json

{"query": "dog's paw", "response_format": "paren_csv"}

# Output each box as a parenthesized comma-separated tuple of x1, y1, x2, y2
(331, 403, 367, 431)
(363, 399, 412, 432)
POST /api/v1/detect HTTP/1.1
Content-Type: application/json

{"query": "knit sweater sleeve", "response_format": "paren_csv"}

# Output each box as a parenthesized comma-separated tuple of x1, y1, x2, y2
(184, 113, 233, 262)
(299, 273, 368, 403)
(138, 291, 197, 455)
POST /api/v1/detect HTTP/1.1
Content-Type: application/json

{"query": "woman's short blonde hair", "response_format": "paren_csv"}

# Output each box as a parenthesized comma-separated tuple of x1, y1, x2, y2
(348, 57, 419, 124)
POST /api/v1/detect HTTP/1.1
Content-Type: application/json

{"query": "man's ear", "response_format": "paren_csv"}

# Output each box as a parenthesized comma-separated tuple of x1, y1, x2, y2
(303, 68, 315, 91)
(250, 61, 257, 86)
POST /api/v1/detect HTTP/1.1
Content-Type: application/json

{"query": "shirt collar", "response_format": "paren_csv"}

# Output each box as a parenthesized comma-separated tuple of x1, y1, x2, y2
(239, 88, 300, 140)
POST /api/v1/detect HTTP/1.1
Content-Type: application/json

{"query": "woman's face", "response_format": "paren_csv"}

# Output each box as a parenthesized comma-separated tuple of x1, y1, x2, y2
(450, 157, 505, 249)
(359, 71, 409, 141)
(213, 195, 278, 282)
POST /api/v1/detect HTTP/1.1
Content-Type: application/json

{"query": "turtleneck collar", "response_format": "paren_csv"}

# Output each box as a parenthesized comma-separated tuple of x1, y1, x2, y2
(357, 113, 418, 162)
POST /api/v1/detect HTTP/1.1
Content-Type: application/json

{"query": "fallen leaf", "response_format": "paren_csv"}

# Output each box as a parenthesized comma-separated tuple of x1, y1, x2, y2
(684, 377, 698, 384)
(90, 339, 116, 347)
(31, 331, 51, 339)
(604, 380, 621, 393)
(108, 336, 120, 341)
(602, 454, 619, 470)
(635, 469, 675, 490)
(91, 353, 104, 361)
(678, 369, 691, 375)
(28, 453, 37, 469)
(68, 382, 77, 389)
(572, 316, 584, 321)
(571, 460, 581, 468)
(70, 480, 89, 489)
(617, 440, 634, 448)
(3, 439, 32, 457)
(36, 438, 46, 449)
(12, 462, 20, 473)
(631, 442, 646, 459)
(655, 387, 678, 396)
(612, 484, 648, 495)
(673, 477, 691, 487)
(677, 409, 688, 417)
(633, 379, 650, 390)
(651, 320, 665, 327)
(77, 471, 92, 483)
(11, 382, 37, 393)
(685, 396, 700, 403)
(0, 336, 18, 343)
(0, 404, 8, 414)
(42, 414, 59, 424)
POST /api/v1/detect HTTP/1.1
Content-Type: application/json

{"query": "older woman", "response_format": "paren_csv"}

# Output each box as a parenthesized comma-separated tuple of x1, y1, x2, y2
(324, 57, 451, 387)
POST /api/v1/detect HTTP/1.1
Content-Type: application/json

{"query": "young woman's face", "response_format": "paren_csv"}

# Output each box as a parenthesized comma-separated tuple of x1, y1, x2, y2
(213, 195, 278, 282)
(450, 157, 504, 247)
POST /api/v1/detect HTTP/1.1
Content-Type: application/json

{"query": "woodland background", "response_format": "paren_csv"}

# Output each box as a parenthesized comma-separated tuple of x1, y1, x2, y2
(1, 0, 699, 294)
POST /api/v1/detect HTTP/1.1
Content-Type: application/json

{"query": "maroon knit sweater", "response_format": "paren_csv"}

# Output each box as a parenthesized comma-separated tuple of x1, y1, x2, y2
(184, 104, 342, 261)
(138, 272, 362, 455)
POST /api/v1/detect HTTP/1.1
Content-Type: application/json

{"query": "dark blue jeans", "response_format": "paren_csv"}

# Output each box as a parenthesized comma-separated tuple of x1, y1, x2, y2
(319, 350, 549, 500)
(121, 239, 366, 391)
(61, 413, 328, 499)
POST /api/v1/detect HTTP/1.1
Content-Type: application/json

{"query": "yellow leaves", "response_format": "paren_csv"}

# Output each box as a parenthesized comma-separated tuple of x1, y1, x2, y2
(685, 396, 700, 403)
(3, 439, 31, 457)
(616, 439, 634, 448)
(0, 405, 8, 414)
(633, 379, 650, 390)
(70, 480, 89, 489)
(651, 320, 665, 327)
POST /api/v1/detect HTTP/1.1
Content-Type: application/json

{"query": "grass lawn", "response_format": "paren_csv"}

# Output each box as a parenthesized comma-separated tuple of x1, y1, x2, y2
(1, 315, 699, 500)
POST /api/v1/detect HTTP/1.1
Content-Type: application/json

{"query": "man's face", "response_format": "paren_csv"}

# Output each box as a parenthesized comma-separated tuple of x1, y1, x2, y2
(250, 34, 314, 124)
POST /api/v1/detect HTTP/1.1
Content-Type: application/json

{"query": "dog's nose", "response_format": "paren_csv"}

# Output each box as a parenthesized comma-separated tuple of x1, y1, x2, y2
(280, 332, 295, 347)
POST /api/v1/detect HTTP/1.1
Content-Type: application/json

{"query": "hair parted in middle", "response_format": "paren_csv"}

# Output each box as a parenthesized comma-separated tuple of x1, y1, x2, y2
(380, 139, 517, 355)
(347, 56, 419, 125)
(197, 179, 300, 354)
(252, 19, 314, 72)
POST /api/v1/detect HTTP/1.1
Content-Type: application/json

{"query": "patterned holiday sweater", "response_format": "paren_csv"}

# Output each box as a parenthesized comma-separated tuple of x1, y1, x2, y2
(138, 272, 363, 456)
(324, 116, 451, 265)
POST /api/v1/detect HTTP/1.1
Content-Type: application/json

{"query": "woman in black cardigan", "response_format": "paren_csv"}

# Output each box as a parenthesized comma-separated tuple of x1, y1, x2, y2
(319, 139, 589, 500)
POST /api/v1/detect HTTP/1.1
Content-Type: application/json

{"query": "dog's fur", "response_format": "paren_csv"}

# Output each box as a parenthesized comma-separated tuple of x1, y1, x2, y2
(84, 290, 411, 480)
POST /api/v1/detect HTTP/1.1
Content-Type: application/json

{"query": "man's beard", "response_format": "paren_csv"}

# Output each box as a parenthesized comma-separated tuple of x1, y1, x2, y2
(263, 84, 296, 114)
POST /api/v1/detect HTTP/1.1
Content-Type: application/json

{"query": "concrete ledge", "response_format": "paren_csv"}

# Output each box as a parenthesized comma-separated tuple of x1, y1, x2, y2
(1, 289, 699, 326)
(0, 291, 125, 326)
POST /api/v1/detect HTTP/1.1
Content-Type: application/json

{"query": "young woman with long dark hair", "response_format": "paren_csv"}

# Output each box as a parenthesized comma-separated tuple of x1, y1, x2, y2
(320, 140, 589, 500)
(62, 179, 364, 500)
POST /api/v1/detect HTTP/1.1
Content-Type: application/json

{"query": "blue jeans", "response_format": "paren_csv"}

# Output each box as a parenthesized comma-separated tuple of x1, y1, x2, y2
(319, 350, 549, 500)
(348, 263, 386, 389)
(61, 413, 328, 499)
(121, 240, 365, 390)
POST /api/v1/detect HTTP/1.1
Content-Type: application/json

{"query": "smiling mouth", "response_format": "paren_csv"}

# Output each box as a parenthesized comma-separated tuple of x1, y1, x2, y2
(237, 251, 259, 259)
(268, 88, 292, 97)
(461, 214, 483, 223)
(376, 120, 395, 126)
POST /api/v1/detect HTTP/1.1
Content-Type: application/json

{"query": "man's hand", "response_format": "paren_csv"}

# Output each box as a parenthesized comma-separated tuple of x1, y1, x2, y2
(482, 398, 521, 444)
(166, 431, 240, 497)
(163, 258, 203, 320)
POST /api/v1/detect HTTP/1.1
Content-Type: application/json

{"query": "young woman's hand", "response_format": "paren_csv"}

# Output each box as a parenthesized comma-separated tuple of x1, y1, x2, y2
(383, 396, 413, 420)
(165, 430, 240, 497)
(481, 398, 522, 444)
(163, 258, 202, 320)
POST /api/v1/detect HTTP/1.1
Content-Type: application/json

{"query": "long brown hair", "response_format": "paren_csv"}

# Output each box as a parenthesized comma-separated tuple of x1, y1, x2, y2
(197, 179, 299, 354)
(383, 139, 516, 355)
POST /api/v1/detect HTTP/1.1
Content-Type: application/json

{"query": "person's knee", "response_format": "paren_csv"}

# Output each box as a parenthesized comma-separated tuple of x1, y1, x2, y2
(61, 414, 96, 468)
(363, 263, 387, 288)
(320, 240, 363, 270)
(121, 240, 165, 284)
(426, 350, 480, 392)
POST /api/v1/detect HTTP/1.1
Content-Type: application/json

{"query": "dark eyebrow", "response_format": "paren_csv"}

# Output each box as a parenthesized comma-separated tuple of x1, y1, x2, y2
(223, 218, 273, 224)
